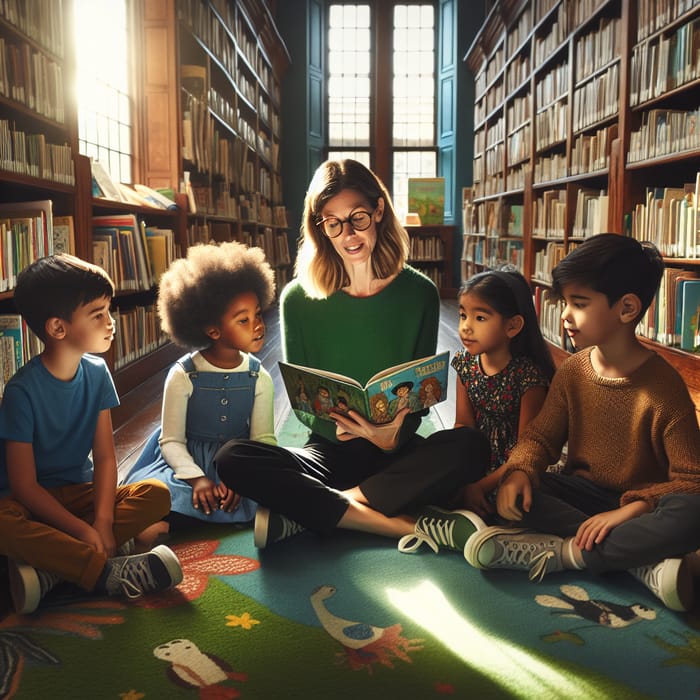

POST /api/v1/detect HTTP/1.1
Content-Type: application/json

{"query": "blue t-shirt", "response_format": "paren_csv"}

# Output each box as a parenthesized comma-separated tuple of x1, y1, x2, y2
(0, 354, 119, 492)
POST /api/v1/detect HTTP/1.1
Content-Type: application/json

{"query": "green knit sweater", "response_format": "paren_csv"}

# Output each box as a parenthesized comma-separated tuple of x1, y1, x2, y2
(280, 266, 440, 442)
(502, 347, 700, 508)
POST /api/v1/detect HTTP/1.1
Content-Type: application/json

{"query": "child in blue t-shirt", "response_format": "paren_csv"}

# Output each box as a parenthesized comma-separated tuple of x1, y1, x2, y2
(0, 254, 182, 614)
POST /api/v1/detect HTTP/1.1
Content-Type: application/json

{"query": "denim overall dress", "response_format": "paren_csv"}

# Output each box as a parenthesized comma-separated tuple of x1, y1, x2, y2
(124, 353, 260, 523)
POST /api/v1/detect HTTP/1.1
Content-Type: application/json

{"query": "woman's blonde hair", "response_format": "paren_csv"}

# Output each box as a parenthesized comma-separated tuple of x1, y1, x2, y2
(295, 159, 409, 298)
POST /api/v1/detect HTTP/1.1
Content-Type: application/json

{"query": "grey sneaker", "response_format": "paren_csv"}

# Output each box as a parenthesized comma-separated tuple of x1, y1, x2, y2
(117, 538, 136, 556)
(464, 526, 566, 581)
(629, 557, 694, 612)
(8, 560, 61, 614)
(103, 545, 183, 599)
(398, 506, 487, 554)
(253, 507, 305, 548)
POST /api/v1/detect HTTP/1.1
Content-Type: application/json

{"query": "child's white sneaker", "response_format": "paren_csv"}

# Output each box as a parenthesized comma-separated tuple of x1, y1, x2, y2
(629, 557, 694, 612)
(464, 526, 569, 581)
(8, 560, 61, 614)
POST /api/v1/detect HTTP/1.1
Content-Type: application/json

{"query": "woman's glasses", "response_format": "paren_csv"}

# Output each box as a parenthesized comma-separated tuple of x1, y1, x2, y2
(316, 208, 376, 238)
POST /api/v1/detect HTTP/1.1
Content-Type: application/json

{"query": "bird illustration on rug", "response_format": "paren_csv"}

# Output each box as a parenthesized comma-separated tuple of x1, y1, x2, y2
(310, 584, 423, 672)
(535, 584, 657, 628)
(153, 638, 247, 698)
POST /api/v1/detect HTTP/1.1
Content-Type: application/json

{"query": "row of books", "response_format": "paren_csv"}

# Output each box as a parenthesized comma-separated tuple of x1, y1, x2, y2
(533, 190, 566, 238)
(627, 108, 700, 163)
(572, 61, 619, 133)
(187, 220, 291, 269)
(0, 120, 74, 185)
(571, 188, 609, 239)
(636, 0, 700, 42)
(574, 16, 620, 84)
(111, 304, 169, 371)
(639, 268, 700, 351)
(0, 0, 65, 57)
(0, 37, 65, 123)
(91, 214, 179, 292)
(0, 200, 76, 292)
(627, 178, 700, 258)
(0, 313, 42, 398)
(534, 151, 567, 184)
(630, 15, 700, 106)
(408, 235, 445, 261)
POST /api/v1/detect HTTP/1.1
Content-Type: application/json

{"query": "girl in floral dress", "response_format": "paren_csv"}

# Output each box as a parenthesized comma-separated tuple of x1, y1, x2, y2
(452, 267, 556, 519)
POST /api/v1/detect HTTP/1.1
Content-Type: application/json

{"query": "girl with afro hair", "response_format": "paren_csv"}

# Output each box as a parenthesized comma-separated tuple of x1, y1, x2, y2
(123, 241, 276, 531)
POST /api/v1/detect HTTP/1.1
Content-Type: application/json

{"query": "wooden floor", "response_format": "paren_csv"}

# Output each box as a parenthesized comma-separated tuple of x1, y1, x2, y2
(114, 297, 460, 478)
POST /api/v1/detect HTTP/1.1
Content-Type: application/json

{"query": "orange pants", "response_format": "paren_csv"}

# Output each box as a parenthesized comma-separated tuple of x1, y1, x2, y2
(0, 479, 170, 591)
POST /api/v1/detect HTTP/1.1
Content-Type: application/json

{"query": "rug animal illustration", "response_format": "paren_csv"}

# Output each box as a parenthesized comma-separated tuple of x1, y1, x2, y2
(153, 638, 247, 698)
(310, 584, 423, 672)
(535, 584, 657, 628)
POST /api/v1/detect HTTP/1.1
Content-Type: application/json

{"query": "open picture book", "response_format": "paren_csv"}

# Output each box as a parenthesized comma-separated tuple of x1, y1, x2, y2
(279, 351, 449, 426)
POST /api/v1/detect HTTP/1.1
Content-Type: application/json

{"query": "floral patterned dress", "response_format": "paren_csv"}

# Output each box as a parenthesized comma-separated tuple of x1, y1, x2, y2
(451, 349, 548, 472)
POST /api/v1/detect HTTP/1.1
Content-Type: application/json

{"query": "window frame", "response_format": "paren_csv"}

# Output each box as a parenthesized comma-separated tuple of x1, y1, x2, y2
(324, 0, 438, 195)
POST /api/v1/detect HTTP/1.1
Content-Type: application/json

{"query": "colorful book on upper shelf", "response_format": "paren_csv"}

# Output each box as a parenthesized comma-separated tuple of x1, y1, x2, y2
(407, 178, 445, 225)
(279, 351, 450, 431)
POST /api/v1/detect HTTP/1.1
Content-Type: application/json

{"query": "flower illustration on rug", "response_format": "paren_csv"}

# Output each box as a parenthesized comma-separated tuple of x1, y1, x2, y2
(226, 612, 260, 630)
(310, 584, 424, 673)
(135, 539, 260, 609)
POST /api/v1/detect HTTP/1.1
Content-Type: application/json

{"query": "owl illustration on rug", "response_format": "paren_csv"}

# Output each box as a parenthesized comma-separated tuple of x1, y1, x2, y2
(310, 584, 423, 672)
(535, 584, 657, 628)
(153, 638, 247, 697)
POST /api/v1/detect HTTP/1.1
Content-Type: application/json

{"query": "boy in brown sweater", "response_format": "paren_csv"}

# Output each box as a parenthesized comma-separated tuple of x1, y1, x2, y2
(463, 234, 700, 611)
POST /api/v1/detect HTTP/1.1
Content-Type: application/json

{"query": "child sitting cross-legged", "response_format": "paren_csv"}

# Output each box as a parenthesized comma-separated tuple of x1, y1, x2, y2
(123, 241, 276, 532)
(0, 254, 183, 615)
(463, 234, 700, 611)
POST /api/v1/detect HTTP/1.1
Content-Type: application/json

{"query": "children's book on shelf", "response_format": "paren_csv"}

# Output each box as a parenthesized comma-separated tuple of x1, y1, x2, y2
(0, 314, 22, 397)
(407, 178, 445, 225)
(507, 204, 524, 236)
(279, 351, 450, 431)
(52, 215, 75, 255)
(680, 279, 700, 352)
(90, 160, 125, 203)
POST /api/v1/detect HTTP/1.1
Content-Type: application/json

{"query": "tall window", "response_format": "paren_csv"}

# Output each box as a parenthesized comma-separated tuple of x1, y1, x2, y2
(327, 2, 436, 217)
(73, 0, 133, 184)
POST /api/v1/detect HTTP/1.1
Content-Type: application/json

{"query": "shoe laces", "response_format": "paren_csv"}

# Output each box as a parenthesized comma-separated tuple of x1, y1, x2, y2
(528, 550, 557, 582)
(398, 522, 440, 554)
(36, 569, 60, 596)
(398, 517, 456, 554)
(279, 515, 304, 539)
(111, 557, 158, 599)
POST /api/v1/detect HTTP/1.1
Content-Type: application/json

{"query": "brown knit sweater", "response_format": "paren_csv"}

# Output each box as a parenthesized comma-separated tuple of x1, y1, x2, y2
(502, 347, 700, 508)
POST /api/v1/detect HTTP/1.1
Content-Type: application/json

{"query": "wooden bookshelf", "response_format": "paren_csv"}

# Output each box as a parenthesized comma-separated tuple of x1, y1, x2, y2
(0, 0, 292, 426)
(406, 224, 457, 298)
(465, 0, 700, 415)
(165, 0, 291, 293)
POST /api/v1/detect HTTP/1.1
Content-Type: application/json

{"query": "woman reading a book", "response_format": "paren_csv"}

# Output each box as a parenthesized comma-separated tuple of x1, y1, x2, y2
(216, 159, 490, 550)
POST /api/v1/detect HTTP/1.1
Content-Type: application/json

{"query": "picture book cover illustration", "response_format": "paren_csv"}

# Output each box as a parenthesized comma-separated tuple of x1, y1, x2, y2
(407, 178, 445, 225)
(279, 351, 450, 430)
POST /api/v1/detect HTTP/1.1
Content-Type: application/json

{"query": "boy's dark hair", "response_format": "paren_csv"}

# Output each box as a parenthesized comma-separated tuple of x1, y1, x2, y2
(459, 266, 556, 381)
(158, 241, 275, 350)
(551, 233, 664, 318)
(14, 254, 115, 342)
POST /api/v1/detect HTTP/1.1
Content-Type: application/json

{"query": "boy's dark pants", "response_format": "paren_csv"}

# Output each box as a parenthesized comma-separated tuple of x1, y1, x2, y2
(515, 472, 700, 571)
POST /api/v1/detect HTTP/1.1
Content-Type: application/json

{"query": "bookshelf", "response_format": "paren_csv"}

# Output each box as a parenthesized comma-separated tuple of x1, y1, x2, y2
(174, 0, 292, 292)
(406, 225, 457, 298)
(0, 0, 291, 424)
(465, 0, 700, 414)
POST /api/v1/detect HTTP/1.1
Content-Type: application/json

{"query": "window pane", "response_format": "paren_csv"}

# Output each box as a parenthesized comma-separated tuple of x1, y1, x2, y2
(393, 5, 435, 151)
(73, 0, 132, 184)
(328, 5, 371, 149)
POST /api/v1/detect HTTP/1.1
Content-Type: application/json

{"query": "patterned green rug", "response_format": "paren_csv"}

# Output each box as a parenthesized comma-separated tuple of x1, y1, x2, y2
(4, 523, 700, 699)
